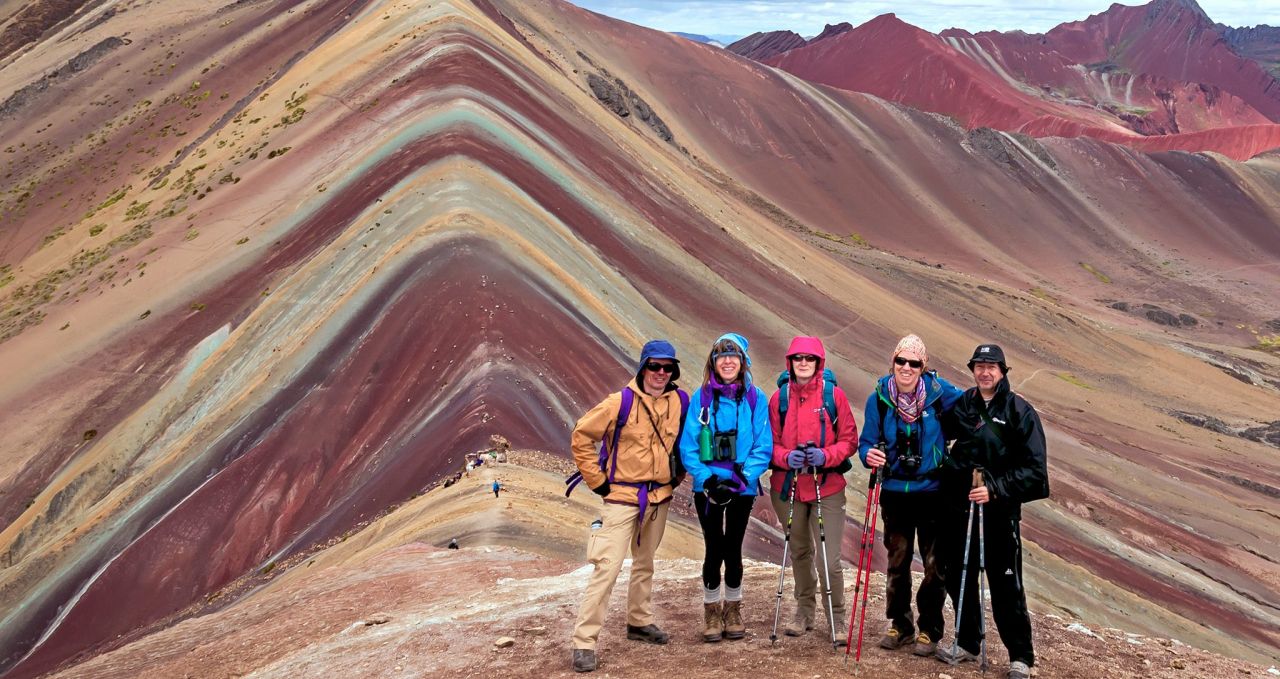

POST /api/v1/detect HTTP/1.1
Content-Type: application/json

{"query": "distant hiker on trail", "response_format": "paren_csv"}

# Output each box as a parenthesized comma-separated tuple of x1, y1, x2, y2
(858, 334, 963, 656)
(567, 340, 689, 673)
(677, 333, 772, 643)
(492, 480, 501, 498)
(447, 538, 459, 550)
(767, 336, 857, 646)
(937, 344, 1049, 679)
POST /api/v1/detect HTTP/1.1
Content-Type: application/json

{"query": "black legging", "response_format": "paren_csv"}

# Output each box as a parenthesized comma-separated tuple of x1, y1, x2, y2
(694, 493, 755, 590)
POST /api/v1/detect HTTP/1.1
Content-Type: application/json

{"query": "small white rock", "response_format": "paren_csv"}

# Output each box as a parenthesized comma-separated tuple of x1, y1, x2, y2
(1066, 623, 1098, 638)
(494, 636, 516, 648)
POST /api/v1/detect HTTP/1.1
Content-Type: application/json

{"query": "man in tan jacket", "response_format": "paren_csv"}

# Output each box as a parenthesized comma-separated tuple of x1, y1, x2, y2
(569, 339, 688, 673)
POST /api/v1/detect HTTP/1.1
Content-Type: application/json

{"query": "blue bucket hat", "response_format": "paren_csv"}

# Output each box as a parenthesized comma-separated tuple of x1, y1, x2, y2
(714, 332, 751, 367)
(637, 339, 681, 382)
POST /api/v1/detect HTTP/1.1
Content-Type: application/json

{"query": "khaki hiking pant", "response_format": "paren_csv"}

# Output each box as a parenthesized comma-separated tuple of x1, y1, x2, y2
(770, 488, 846, 625)
(571, 500, 670, 650)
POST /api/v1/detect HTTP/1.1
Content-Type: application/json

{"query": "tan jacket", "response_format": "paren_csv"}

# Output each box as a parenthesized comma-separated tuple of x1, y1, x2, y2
(571, 378, 683, 506)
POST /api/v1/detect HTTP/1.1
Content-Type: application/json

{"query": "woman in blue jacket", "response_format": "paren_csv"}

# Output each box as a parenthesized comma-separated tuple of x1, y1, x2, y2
(678, 332, 772, 643)
(858, 334, 963, 657)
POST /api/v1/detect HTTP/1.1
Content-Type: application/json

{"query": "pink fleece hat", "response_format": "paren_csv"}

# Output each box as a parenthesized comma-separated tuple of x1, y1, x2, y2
(892, 334, 928, 365)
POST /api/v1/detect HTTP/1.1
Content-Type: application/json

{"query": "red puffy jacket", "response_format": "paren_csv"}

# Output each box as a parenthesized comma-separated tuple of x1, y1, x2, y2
(768, 336, 858, 503)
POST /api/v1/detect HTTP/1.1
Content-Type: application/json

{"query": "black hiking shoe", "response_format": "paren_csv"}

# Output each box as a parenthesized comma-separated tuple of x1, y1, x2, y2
(572, 649, 597, 672)
(878, 626, 914, 650)
(626, 624, 670, 644)
(912, 632, 937, 656)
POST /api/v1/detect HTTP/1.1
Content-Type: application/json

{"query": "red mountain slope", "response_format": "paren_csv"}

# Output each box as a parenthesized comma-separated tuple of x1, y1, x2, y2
(762, 9, 1280, 159)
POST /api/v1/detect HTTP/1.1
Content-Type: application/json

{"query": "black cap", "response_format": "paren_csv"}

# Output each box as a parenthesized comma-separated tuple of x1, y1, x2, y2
(967, 344, 1009, 372)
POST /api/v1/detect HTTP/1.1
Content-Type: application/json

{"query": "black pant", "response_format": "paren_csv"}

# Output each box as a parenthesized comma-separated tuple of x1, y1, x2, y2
(694, 493, 755, 590)
(879, 490, 946, 640)
(943, 502, 1035, 666)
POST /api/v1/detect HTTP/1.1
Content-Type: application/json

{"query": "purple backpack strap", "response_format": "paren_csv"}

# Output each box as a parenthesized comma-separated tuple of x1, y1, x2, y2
(564, 388, 634, 496)
(604, 388, 635, 482)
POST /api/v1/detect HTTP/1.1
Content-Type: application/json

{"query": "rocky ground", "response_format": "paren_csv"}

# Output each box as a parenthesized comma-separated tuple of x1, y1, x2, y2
(47, 455, 1280, 678)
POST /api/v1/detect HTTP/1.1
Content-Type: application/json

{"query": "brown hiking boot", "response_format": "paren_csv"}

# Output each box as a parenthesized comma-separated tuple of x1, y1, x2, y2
(703, 602, 724, 642)
(722, 600, 745, 640)
(829, 609, 848, 647)
(571, 649, 597, 673)
(879, 626, 914, 649)
(912, 632, 937, 656)
(783, 610, 813, 637)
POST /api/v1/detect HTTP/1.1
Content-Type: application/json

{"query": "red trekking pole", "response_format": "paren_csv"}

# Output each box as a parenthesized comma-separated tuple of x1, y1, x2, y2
(844, 445, 884, 666)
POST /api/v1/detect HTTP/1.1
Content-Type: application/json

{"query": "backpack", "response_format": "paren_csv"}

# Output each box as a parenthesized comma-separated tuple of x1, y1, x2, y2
(564, 387, 691, 496)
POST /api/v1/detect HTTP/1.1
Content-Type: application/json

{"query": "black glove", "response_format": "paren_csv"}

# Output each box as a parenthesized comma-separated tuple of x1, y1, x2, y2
(703, 475, 723, 493)
(708, 483, 736, 505)
(591, 481, 611, 497)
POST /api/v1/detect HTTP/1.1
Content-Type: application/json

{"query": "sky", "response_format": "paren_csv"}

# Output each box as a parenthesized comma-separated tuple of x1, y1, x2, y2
(568, 1, 1280, 42)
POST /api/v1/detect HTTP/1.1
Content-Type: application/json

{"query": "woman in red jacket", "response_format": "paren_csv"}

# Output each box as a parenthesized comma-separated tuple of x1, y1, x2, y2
(768, 336, 858, 645)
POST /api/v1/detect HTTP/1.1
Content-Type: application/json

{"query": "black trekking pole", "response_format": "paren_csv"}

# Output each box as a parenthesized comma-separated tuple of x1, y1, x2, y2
(812, 457, 838, 652)
(770, 469, 800, 645)
(844, 444, 884, 666)
(949, 468, 982, 666)
(977, 471, 989, 674)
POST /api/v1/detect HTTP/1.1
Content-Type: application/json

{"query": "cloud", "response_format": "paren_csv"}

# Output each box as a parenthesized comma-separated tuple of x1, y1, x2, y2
(570, 0, 1280, 40)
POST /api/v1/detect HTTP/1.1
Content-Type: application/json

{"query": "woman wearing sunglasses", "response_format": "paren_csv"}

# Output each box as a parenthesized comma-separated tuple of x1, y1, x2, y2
(768, 336, 857, 644)
(678, 333, 772, 643)
(858, 334, 964, 657)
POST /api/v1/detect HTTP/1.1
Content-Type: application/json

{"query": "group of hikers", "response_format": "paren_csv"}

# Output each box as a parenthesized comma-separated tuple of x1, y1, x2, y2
(566, 333, 1050, 677)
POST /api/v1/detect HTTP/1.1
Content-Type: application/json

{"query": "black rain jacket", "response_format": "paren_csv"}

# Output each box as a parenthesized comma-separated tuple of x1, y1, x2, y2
(941, 376, 1049, 517)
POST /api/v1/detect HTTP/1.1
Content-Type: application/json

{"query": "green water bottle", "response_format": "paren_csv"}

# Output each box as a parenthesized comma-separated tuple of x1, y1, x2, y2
(698, 425, 713, 462)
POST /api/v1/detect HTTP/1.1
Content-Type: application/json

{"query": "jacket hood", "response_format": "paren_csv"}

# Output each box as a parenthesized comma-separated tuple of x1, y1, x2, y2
(785, 336, 826, 374)
(716, 332, 752, 368)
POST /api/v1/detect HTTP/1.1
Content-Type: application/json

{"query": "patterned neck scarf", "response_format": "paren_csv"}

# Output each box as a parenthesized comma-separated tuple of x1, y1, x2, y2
(888, 377, 927, 424)
(709, 375, 743, 401)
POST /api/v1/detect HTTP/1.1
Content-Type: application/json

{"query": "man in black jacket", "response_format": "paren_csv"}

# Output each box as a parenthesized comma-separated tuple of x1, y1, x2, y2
(937, 344, 1049, 679)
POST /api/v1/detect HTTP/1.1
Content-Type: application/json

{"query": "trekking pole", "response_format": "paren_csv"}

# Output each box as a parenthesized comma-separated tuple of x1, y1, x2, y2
(812, 460, 838, 652)
(948, 468, 982, 666)
(844, 444, 883, 665)
(977, 469, 989, 673)
(853, 465, 883, 664)
(770, 469, 800, 645)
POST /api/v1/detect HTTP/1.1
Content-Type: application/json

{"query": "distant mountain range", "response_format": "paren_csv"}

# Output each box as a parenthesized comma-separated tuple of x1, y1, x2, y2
(726, 0, 1280, 159)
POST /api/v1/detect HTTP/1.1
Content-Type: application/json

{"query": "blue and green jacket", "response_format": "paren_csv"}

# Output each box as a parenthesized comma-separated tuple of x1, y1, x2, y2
(858, 371, 962, 493)
(678, 381, 772, 496)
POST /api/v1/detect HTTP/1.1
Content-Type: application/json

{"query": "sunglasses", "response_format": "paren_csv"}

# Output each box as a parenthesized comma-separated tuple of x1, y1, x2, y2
(894, 356, 924, 369)
(644, 362, 676, 374)
(790, 354, 818, 363)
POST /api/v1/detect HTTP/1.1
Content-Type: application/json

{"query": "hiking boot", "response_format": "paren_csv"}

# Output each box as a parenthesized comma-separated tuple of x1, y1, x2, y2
(1008, 660, 1031, 679)
(935, 643, 980, 664)
(829, 609, 848, 647)
(571, 649, 597, 673)
(783, 611, 813, 637)
(703, 602, 724, 642)
(626, 624, 670, 645)
(722, 600, 745, 640)
(912, 632, 937, 656)
(878, 626, 914, 650)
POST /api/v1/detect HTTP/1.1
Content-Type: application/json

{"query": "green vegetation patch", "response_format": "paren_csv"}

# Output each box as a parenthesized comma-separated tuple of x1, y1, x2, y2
(1079, 262, 1111, 284)
(85, 186, 131, 219)
(1055, 372, 1093, 389)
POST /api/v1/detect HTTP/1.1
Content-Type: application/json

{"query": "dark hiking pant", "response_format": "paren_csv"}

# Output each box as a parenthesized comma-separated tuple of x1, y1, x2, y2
(943, 503, 1035, 666)
(694, 492, 755, 590)
(879, 490, 946, 640)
